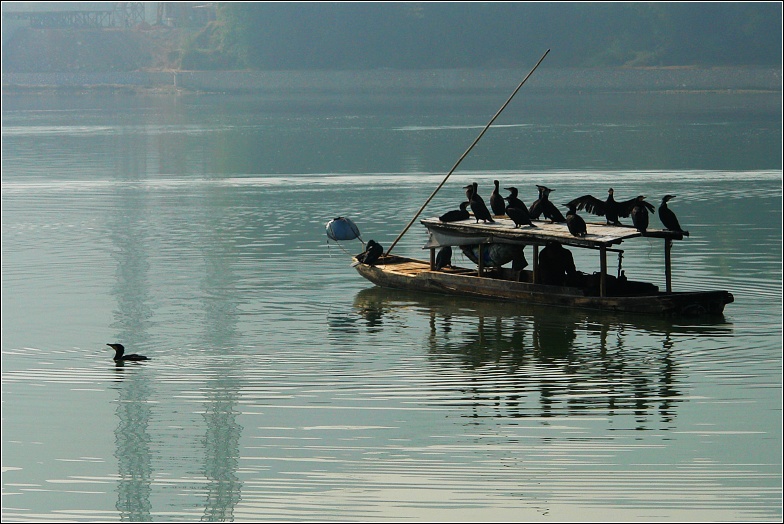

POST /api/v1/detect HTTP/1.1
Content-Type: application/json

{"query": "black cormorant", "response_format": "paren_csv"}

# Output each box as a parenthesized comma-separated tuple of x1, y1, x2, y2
(466, 183, 494, 223)
(490, 180, 506, 216)
(107, 343, 149, 362)
(565, 202, 587, 237)
(435, 246, 453, 270)
(503, 186, 529, 213)
(506, 203, 534, 228)
(512, 247, 528, 272)
(630, 195, 655, 233)
(529, 185, 566, 223)
(439, 201, 470, 222)
(463, 182, 487, 207)
(567, 187, 642, 226)
(464, 183, 474, 202)
(357, 239, 384, 265)
(658, 195, 690, 236)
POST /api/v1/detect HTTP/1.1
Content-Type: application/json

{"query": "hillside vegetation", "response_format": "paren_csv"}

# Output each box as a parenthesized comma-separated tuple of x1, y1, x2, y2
(192, 3, 782, 70)
(2, 3, 781, 73)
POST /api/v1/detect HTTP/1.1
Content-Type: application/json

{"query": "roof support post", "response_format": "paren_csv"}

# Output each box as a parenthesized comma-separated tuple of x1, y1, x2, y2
(665, 238, 673, 293)
(532, 245, 540, 284)
(599, 245, 607, 297)
(429, 247, 436, 271)
(478, 244, 485, 276)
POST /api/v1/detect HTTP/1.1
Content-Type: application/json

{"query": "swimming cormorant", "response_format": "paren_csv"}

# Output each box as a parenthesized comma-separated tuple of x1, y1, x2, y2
(658, 195, 690, 236)
(630, 195, 655, 233)
(565, 202, 587, 237)
(529, 185, 566, 223)
(503, 186, 529, 213)
(466, 183, 494, 223)
(567, 187, 642, 226)
(490, 180, 506, 216)
(439, 201, 470, 222)
(435, 246, 453, 270)
(107, 343, 149, 362)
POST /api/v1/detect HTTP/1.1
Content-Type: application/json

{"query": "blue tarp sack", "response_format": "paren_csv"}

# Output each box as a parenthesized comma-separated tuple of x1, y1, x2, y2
(326, 217, 361, 241)
(461, 243, 518, 267)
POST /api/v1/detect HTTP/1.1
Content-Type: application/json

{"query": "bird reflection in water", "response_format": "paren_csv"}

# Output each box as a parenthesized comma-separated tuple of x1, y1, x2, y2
(352, 287, 731, 428)
(110, 363, 153, 521)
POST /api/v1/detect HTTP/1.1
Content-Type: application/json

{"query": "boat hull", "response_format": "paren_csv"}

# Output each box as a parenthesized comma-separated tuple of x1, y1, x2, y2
(354, 255, 733, 317)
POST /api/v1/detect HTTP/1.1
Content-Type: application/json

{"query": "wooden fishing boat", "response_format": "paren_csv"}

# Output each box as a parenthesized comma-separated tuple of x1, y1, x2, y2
(353, 216, 733, 317)
(345, 50, 731, 317)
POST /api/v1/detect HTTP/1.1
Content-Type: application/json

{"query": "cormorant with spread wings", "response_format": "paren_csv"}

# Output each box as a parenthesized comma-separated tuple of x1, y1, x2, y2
(566, 187, 651, 226)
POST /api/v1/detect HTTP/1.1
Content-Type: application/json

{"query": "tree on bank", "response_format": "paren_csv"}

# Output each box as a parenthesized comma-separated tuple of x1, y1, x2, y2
(3, 2, 780, 72)
(185, 3, 781, 70)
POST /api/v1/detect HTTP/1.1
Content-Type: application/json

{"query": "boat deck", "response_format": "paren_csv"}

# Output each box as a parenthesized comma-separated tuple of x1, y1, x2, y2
(374, 256, 474, 276)
(372, 255, 547, 291)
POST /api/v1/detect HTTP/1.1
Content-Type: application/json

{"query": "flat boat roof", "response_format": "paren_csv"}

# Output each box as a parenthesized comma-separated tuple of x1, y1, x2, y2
(421, 216, 684, 249)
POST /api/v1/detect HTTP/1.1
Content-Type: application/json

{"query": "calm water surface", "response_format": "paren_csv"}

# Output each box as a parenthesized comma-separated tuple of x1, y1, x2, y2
(2, 77, 782, 521)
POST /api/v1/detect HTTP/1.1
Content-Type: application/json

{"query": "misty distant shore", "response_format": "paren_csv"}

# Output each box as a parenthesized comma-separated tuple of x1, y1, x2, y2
(2, 67, 781, 95)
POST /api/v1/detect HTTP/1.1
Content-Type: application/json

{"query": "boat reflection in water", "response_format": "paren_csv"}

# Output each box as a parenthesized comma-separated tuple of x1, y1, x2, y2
(350, 286, 732, 427)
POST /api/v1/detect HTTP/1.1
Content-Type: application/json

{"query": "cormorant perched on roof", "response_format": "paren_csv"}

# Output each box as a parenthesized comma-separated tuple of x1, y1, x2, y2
(107, 343, 149, 362)
(565, 202, 587, 237)
(466, 183, 494, 223)
(658, 195, 690, 236)
(503, 186, 529, 213)
(463, 182, 486, 207)
(490, 180, 506, 216)
(630, 195, 655, 233)
(435, 246, 453, 270)
(464, 183, 473, 202)
(567, 187, 641, 226)
(529, 185, 566, 223)
(439, 201, 470, 222)
(506, 203, 535, 228)
(357, 239, 384, 265)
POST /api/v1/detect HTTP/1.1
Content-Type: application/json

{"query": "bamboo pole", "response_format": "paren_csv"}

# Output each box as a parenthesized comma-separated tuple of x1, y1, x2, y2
(384, 49, 550, 256)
